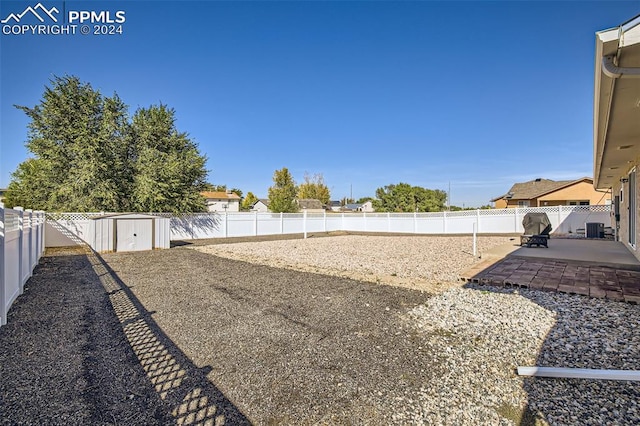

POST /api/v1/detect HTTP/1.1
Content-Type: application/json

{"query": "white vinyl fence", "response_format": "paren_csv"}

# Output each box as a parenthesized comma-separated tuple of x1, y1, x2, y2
(46, 205, 612, 244)
(0, 207, 46, 326)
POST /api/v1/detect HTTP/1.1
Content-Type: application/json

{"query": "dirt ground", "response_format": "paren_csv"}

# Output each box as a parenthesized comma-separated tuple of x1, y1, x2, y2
(1, 243, 446, 424)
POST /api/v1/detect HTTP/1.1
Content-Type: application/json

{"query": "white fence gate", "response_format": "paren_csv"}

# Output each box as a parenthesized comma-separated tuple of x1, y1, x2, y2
(0, 207, 46, 326)
(45, 205, 612, 244)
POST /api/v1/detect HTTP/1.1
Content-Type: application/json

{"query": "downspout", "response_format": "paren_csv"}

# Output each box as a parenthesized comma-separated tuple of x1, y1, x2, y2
(602, 55, 640, 79)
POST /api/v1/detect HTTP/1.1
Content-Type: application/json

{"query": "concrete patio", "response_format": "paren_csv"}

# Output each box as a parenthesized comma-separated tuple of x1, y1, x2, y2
(461, 238, 640, 303)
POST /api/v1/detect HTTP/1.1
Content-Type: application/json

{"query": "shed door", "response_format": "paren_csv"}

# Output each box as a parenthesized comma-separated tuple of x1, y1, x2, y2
(116, 219, 153, 252)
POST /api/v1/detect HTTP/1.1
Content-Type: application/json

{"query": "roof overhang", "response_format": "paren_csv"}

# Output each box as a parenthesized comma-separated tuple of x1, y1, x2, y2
(593, 14, 640, 190)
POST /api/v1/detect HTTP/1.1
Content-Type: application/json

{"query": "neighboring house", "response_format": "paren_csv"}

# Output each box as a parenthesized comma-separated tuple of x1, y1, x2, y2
(342, 203, 361, 212)
(201, 191, 241, 212)
(491, 177, 610, 208)
(328, 200, 342, 212)
(251, 199, 270, 212)
(593, 14, 640, 261)
(296, 199, 325, 213)
(360, 201, 375, 212)
(0, 188, 6, 206)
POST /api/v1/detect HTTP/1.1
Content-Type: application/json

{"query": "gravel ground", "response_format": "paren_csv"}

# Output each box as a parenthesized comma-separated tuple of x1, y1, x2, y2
(0, 247, 171, 425)
(3, 236, 638, 425)
(193, 235, 514, 292)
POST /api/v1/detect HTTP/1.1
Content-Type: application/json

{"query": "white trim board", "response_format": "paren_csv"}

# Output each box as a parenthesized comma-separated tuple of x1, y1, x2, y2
(517, 367, 640, 381)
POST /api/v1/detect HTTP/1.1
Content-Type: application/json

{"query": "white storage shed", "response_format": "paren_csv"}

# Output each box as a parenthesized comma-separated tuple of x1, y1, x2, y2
(87, 213, 170, 253)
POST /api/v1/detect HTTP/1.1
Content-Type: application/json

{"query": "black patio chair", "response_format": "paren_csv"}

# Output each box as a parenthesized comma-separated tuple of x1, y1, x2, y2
(520, 212, 552, 248)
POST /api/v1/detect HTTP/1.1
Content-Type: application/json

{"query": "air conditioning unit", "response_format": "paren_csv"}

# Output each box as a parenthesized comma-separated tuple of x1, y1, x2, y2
(586, 222, 604, 238)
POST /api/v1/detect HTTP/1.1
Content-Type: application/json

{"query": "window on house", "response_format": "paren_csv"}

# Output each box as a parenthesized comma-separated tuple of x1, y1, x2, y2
(517, 201, 530, 207)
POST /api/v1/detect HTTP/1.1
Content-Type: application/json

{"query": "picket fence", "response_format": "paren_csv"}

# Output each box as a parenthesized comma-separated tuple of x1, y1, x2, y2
(0, 207, 46, 326)
(46, 205, 611, 243)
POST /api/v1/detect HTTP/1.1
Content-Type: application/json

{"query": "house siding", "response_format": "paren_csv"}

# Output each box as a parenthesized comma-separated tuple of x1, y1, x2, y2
(537, 181, 609, 206)
(613, 161, 640, 262)
(206, 199, 240, 212)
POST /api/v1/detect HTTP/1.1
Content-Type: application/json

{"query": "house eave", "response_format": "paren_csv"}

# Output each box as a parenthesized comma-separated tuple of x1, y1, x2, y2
(593, 15, 640, 190)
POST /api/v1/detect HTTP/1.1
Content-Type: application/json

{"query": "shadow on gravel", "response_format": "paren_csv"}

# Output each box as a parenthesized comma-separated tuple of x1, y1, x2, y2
(0, 248, 171, 424)
(85, 248, 252, 425)
(462, 268, 640, 425)
(0, 246, 251, 425)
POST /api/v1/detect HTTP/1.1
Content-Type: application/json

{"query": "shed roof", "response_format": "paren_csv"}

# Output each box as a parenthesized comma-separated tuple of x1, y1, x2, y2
(90, 213, 161, 220)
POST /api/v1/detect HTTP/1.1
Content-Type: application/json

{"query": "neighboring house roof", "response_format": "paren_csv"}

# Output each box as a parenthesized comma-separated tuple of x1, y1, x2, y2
(201, 191, 241, 200)
(297, 199, 324, 210)
(329, 200, 341, 207)
(254, 198, 270, 206)
(344, 203, 363, 210)
(491, 178, 593, 202)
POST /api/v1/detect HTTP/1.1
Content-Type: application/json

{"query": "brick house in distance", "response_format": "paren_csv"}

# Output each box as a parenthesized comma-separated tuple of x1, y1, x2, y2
(492, 177, 610, 208)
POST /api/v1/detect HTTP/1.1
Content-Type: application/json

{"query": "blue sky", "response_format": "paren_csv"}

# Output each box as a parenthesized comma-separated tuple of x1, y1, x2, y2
(1, 1, 638, 207)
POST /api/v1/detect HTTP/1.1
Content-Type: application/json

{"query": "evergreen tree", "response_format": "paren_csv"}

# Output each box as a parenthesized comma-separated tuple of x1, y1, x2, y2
(7, 76, 130, 211)
(129, 104, 207, 213)
(6, 76, 210, 213)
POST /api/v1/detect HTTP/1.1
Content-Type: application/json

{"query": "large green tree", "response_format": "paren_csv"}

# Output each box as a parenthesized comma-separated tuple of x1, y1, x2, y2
(373, 183, 447, 212)
(268, 167, 298, 213)
(297, 172, 330, 205)
(129, 104, 207, 213)
(5, 76, 208, 213)
(6, 76, 130, 211)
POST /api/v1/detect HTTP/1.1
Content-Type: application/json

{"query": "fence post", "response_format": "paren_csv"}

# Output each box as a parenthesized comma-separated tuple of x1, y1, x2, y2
(280, 212, 284, 234)
(476, 209, 481, 233)
(303, 209, 307, 239)
(254, 211, 258, 236)
(387, 212, 391, 233)
(323, 211, 327, 233)
(557, 205, 563, 233)
(14, 207, 24, 292)
(364, 212, 367, 233)
(224, 211, 228, 238)
(341, 213, 345, 231)
(473, 222, 477, 257)
(413, 211, 417, 234)
(0, 207, 6, 326)
(443, 211, 447, 233)
(26, 209, 33, 278)
(514, 208, 520, 233)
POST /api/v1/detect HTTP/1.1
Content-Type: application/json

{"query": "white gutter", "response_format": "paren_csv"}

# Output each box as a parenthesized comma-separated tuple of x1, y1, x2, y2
(602, 55, 640, 78)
